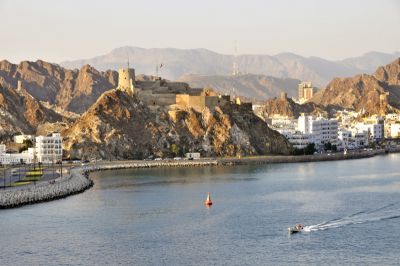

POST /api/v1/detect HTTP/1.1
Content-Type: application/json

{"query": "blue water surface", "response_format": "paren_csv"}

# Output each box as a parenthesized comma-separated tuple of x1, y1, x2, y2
(1, 154, 400, 265)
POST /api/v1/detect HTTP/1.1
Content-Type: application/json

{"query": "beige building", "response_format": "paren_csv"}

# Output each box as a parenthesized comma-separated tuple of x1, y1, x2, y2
(298, 82, 314, 103)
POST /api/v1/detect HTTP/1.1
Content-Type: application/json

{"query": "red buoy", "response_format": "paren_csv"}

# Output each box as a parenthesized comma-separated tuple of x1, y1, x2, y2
(204, 192, 212, 206)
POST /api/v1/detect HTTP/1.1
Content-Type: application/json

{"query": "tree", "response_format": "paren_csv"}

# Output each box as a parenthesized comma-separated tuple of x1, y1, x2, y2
(170, 143, 180, 156)
(324, 142, 332, 151)
(18, 139, 34, 153)
(293, 143, 316, 155)
(370, 142, 376, 150)
(305, 143, 316, 154)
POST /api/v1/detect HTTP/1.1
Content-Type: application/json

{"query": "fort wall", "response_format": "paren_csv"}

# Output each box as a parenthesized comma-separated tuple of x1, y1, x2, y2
(139, 91, 177, 106)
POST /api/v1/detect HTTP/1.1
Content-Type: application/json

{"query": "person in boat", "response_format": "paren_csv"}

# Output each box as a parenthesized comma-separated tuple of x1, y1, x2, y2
(295, 224, 303, 230)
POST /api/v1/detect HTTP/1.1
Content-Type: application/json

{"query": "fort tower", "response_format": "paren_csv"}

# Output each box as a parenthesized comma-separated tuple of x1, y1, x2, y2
(117, 67, 135, 95)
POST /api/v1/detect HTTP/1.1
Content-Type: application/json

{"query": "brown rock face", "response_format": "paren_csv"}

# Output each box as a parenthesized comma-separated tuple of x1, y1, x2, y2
(0, 60, 118, 114)
(259, 97, 325, 118)
(374, 58, 400, 86)
(0, 85, 63, 139)
(311, 58, 400, 115)
(62, 90, 292, 160)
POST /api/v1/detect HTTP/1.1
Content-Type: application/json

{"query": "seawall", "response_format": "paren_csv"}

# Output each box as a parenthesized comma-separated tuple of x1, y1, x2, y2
(217, 149, 386, 166)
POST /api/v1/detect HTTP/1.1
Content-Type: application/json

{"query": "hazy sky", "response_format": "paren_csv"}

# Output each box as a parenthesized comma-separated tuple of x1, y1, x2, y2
(0, 0, 399, 63)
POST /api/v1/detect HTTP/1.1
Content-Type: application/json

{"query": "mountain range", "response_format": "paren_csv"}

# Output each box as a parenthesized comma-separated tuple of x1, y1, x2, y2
(179, 74, 301, 100)
(0, 55, 399, 158)
(0, 60, 118, 114)
(61, 46, 400, 87)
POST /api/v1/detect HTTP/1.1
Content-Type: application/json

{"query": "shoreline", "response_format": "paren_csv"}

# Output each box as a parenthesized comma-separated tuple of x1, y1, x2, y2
(0, 148, 398, 209)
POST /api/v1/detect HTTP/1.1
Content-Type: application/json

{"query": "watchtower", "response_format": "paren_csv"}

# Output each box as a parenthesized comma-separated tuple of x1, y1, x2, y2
(117, 68, 135, 95)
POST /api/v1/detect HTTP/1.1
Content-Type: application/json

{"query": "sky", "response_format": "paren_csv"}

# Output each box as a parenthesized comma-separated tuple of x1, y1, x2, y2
(0, 0, 399, 63)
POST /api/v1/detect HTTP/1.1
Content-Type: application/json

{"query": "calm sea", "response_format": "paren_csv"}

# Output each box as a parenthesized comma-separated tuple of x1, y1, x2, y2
(1, 154, 400, 265)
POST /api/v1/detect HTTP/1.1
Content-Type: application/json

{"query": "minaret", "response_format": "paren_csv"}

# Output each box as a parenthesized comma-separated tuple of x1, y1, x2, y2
(16, 80, 23, 94)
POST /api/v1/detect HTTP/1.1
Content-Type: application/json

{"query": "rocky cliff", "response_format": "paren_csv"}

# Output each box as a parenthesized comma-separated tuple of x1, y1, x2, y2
(62, 89, 292, 159)
(0, 85, 63, 139)
(311, 58, 400, 115)
(0, 60, 118, 114)
(258, 97, 326, 118)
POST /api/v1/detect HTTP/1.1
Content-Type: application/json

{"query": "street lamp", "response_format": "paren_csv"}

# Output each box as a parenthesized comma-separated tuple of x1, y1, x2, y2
(3, 164, 5, 189)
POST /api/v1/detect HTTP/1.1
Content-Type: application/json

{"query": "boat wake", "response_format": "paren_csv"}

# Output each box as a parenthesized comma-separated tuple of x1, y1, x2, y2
(303, 201, 400, 232)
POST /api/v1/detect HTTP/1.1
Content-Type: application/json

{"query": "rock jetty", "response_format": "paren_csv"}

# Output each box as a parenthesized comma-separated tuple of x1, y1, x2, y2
(0, 168, 93, 209)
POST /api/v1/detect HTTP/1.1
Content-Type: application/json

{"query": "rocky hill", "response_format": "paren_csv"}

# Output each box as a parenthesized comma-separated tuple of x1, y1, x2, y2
(311, 58, 400, 115)
(179, 74, 301, 100)
(255, 97, 326, 119)
(61, 46, 400, 87)
(0, 60, 118, 114)
(0, 85, 64, 140)
(62, 89, 292, 159)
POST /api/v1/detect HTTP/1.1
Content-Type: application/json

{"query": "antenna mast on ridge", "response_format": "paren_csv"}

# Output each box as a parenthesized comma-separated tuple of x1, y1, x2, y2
(232, 41, 240, 76)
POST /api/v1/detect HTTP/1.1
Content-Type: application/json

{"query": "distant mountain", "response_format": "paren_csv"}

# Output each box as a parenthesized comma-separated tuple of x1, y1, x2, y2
(179, 74, 301, 100)
(340, 51, 400, 74)
(0, 60, 118, 114)
(61, 46, 400, 87)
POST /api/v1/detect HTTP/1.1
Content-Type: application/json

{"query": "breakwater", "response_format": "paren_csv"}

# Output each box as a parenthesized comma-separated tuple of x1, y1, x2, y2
(218, 149, 386, 166)
(0, 149, 391, 209)
(0, 168, 93, 209)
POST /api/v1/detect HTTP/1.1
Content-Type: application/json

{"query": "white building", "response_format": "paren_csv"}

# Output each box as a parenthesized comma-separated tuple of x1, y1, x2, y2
(298, 115, 339, 149)
(185, 152, 200, 159)
(390, 123, 400, 138)
(13, 134, 34, 144)
(279, 131, 314, 149)
(353, 132, 369, 147)
(386, 113, 398, 121)
(0, 146, 35, 165)
(335, 110, 361, 128)
(355, 123, 384, 140)
(0, 133, 63, 165)
(35, 133, 63, 163)
(0, 144, 6, 154)
(338, 129, 352, 150)
(270, 116, 297, 132)
(338, 129, 369, 150)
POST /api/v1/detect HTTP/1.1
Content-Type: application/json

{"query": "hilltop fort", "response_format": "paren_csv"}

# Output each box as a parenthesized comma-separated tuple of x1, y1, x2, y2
(116, 66, 250, 113)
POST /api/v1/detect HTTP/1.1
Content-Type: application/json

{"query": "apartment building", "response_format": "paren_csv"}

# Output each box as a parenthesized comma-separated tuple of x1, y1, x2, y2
(35, 133, 63, 163)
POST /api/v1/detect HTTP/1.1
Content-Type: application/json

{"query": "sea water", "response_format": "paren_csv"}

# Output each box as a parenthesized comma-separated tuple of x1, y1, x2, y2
(1, 154, 400, 265)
